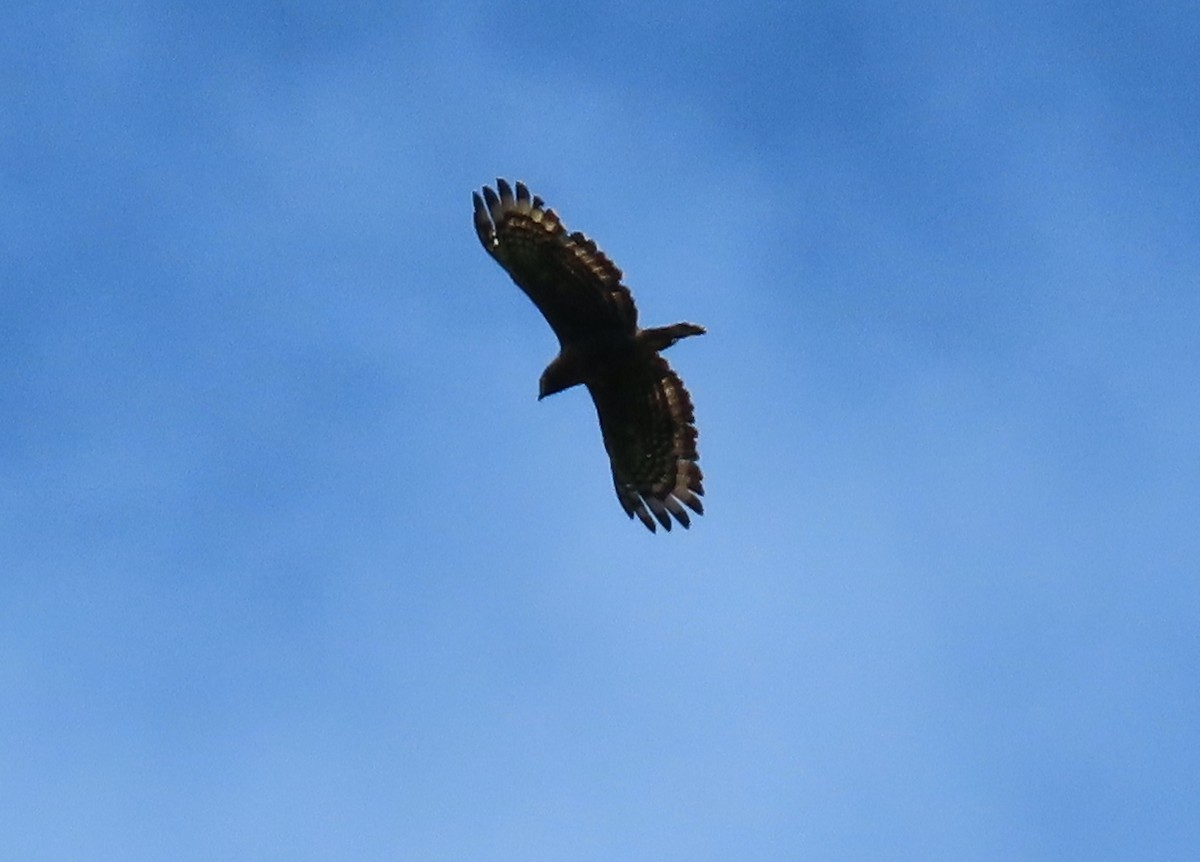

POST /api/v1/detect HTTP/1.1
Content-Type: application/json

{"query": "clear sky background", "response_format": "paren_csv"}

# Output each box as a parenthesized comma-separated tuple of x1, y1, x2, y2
(4, 2, 1198, 859)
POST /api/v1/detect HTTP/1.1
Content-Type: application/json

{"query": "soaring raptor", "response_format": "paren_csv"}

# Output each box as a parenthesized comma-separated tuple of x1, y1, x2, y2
(473, 179, 705, 532)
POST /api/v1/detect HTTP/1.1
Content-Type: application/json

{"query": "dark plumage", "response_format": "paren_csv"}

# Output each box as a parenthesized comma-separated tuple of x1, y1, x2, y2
(473, 179, 705, 532)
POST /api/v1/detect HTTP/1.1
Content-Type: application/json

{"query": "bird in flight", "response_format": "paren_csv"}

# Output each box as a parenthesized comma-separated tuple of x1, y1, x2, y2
(473, 179, 705, 532)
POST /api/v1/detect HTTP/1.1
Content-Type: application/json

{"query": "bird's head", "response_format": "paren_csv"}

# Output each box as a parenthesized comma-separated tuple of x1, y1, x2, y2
(538, 370, 565, 401)
(539, 351, 582, 401)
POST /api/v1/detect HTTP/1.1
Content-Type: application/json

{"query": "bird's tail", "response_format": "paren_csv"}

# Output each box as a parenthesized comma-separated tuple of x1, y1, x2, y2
(640, 322, 706, 352)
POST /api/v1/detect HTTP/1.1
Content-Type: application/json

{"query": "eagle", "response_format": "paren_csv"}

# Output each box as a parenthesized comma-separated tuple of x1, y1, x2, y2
(473, 179, 705, 532)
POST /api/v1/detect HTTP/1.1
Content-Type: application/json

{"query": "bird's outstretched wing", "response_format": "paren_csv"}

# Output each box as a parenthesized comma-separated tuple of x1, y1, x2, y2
(589, 354, 704, 532)
(473, 179, 637, 344)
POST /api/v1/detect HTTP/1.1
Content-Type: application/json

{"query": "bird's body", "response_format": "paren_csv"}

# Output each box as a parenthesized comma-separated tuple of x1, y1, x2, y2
(473, 179, 705, 532)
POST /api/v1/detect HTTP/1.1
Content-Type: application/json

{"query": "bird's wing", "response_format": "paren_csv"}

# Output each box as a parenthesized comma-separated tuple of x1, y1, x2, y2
(589, 353, 703, 532)
(473, 179, 638, 345)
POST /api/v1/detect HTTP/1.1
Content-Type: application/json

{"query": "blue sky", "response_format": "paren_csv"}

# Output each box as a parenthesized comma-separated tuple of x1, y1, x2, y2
(4, 2, 1198, 859)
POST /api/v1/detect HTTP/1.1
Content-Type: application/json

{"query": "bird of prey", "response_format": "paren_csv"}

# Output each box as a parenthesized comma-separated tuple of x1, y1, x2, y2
(472, 179, 705, 532)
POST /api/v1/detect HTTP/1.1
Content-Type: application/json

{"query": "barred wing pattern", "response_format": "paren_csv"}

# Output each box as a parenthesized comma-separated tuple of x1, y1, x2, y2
(473, 179, 637, 344)
(589, 356, 704, 532)
(473, 179, 704, 532)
